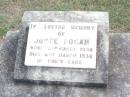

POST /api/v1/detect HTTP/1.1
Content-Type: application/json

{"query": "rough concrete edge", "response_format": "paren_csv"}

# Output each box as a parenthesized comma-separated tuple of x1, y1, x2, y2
(22, 11, 109, 22)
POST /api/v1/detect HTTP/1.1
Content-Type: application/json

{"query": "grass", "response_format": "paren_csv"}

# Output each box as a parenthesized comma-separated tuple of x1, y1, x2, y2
(0, 0, 130, 37)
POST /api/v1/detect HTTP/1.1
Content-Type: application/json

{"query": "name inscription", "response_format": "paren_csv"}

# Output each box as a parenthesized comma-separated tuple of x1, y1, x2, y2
(25, 22, 97, 68)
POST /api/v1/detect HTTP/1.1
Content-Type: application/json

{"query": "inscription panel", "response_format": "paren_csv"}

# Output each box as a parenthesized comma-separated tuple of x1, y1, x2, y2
(25, 22, 97, 68)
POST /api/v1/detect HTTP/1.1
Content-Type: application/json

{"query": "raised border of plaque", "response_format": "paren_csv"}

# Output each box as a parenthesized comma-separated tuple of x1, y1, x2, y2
(14, 11, 109, 87)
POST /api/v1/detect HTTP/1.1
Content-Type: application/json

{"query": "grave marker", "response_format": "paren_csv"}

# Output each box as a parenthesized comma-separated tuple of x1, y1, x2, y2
(14, 11, 109, 87)
(25, 22, 97, 68)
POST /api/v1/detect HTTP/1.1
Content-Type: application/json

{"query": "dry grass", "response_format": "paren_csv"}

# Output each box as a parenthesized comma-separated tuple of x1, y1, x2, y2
(0, 0, 130, 36)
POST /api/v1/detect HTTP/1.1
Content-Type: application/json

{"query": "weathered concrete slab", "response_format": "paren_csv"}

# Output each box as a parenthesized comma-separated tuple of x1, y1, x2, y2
(13, 11, 109, 87)
(0, 31, 130, 96)
(109, 33, 130, 96)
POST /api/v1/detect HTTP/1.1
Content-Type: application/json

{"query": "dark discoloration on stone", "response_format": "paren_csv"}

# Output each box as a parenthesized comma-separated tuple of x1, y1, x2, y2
(13, 11, 109, 87)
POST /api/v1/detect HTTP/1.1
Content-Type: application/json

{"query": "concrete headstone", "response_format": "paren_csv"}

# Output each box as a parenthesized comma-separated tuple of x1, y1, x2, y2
(13, 11, 109, 87)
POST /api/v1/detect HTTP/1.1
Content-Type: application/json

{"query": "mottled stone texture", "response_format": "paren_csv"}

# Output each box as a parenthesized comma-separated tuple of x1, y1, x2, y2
(0, 31, 130, 97)
(14, 11, 109, 87)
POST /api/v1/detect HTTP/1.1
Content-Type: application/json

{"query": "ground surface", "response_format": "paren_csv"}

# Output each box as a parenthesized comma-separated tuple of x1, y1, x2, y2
(0, 0, 130, 37)
(0, 31, 130, 97)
